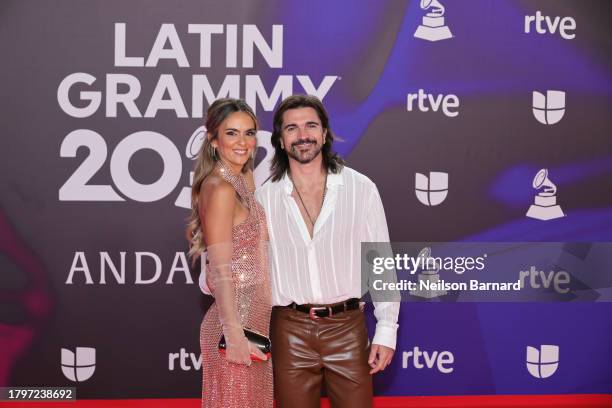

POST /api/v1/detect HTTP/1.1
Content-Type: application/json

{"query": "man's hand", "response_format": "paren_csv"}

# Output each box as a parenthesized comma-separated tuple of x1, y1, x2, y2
(368, 343, 394, 374)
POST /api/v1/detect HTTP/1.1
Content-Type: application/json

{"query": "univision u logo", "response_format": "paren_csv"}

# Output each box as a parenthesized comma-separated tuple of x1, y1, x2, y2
(526, 345, 559, 378)
(61, 347, 96, 382)
(415, 172, 448, 206)
(532, 90, 565, 125)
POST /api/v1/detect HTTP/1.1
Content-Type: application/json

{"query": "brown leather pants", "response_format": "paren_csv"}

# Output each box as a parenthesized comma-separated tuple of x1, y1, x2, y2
(271, 305, 373, 408)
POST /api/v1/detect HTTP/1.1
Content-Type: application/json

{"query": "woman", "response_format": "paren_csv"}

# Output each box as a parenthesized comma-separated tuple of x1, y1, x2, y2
(187, 98, 272, 407)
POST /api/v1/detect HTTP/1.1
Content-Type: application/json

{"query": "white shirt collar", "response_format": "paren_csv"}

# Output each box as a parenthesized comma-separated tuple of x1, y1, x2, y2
(281, 168, 344, 195)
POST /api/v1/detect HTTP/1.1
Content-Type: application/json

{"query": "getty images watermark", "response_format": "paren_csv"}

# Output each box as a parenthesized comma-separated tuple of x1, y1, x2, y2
(361, 242, 612, 302)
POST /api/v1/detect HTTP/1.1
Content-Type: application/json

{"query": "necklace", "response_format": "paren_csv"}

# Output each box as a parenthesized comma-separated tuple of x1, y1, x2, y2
(217, 159, 250, 210)
(290, 171, 327, 227)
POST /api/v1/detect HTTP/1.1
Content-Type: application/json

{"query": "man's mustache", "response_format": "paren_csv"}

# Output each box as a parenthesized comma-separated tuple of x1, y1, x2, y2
(291, 139, 317, 148)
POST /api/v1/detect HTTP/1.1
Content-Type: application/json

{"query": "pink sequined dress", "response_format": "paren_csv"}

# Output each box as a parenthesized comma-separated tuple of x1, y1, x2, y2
(200, 162, 273, 407)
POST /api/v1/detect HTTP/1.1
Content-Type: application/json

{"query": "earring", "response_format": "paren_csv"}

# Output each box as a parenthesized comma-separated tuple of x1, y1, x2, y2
(209, 144, 217, 159)
(251, 148, 256, 161)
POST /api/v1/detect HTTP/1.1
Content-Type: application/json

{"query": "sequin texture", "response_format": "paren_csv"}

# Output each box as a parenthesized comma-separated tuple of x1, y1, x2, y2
(200, 162, 273, 407)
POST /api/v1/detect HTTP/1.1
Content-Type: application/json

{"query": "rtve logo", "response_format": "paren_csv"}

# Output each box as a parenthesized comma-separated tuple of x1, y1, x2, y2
(524, 11, 576, 40)
(402, 346, 454, 374)
(519, 266, 570, 294)
(61, 347, 96, 382)
(169, 348, 202, 371)
(415, 172, 448, 206)
(407, 89, 459, 117)
(526, 345, 559, 379)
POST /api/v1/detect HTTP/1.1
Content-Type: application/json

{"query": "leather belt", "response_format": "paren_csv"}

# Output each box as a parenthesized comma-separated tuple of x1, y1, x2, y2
(288, 298, 360, 320)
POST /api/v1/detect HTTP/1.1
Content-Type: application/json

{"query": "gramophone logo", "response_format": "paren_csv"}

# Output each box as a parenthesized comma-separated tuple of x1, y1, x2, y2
(415, 172, 448, 206)
(526, 345, 559, 379)
(526, 169, 565, 220)
(532, 90, 565, 125)
(61, 347, 96, 382)
(409, 247, 447, 299)
(414, 0, 453, 41)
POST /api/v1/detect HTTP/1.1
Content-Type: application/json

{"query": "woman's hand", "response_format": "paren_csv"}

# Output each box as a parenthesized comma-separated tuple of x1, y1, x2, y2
(223, 328, 268, 364)
(224, 328, 252, 365)
(248, 341, 268, 361)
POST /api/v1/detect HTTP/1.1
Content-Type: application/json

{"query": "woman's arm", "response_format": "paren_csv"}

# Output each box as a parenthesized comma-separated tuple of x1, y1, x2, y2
(200, 180, 253, 365)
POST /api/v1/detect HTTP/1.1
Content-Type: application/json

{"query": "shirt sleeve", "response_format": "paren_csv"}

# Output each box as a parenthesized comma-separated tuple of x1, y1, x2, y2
(364, 183, 400, 350)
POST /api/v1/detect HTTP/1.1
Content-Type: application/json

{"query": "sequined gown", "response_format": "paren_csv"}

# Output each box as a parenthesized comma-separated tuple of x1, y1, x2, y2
(200, 163, 273, 407)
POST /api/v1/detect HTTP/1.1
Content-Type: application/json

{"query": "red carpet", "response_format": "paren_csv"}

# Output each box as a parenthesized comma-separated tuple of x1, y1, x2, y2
(3, 395, 612, 407)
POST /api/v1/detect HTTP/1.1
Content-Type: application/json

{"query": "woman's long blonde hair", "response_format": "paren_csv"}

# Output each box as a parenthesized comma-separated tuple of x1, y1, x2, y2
(186, 98, 258, 263)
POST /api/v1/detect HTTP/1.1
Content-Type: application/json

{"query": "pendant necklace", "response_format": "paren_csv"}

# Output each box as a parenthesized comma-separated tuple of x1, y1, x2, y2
(290, 172, 327, 226)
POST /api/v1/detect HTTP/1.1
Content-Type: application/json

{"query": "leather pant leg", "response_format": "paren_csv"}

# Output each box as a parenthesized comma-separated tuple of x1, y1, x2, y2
(319, 308, 373, 408)
(271, 307, 323, 408)
(271, 306, 373, 408)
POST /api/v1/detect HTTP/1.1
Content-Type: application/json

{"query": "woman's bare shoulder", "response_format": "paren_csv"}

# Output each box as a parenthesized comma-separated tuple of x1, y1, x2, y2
(200, 175, 236, 207)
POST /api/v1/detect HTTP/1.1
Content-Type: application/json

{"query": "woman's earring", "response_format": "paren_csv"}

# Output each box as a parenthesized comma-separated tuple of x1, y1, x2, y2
(251, 148, 256, 161)
(209, 144, 217, 159)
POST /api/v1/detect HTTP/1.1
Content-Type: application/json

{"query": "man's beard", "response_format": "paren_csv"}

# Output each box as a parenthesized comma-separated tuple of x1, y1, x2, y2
(287, 139, 323, 164)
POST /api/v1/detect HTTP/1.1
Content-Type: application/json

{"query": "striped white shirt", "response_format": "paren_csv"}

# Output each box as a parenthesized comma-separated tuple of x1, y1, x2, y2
(255, 166, 400, 349)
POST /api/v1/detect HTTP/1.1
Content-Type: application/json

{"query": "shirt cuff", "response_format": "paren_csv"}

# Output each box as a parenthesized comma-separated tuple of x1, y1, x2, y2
(372, 321, 398, 350)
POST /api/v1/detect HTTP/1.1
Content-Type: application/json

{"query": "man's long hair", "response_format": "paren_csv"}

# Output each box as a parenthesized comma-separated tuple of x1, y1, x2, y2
(270, 94, 344, 182)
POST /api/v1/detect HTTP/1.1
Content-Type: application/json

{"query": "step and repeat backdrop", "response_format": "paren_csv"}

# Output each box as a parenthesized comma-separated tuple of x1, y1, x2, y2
(1, 0, 611, 399)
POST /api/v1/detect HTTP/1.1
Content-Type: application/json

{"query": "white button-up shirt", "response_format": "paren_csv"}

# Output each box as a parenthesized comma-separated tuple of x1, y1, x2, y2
(255, 166, 400, 349)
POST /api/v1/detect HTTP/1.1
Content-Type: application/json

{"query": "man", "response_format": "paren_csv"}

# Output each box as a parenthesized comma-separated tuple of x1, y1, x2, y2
(256, 94, 400, 407)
